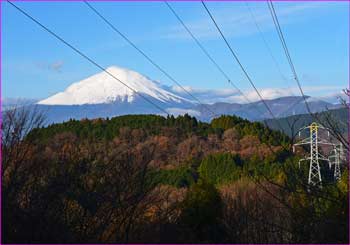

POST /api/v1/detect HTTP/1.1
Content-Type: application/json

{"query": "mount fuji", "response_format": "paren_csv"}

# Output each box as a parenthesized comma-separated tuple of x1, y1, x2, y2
(35, 66, 197, 123)
(38, 66, 192, 106)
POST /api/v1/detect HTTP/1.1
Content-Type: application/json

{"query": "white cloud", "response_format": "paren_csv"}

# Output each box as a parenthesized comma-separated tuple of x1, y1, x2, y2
(168, 84, 345, 104)
(50, 61, 64, 72)
(229, 86, 345, 104)
(169, 85, 240, 103)
(166, 107, 201, 117)
(171, 85, 195, 93)
(310, 91, 348, 104)
(302, 85, 344, 93)
(230, 87, 295, 103)
(35, 60, 64, 73)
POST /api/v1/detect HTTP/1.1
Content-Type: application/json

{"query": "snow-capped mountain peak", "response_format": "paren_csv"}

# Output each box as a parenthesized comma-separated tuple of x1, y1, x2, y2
(38, 66, 190, 105)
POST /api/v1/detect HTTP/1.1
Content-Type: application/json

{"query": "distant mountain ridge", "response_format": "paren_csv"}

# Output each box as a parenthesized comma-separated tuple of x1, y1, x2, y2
(264, 107, 348, 137)
(5, 66, 342, 124)
(195, 96, 341, 121)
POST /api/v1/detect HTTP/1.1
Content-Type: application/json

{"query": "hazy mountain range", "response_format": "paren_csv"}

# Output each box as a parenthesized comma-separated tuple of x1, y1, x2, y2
(265, 107, 348, 137)
(4, 66, 343, 124)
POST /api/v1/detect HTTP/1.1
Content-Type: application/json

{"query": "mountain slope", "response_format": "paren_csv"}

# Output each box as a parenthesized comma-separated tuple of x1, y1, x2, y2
(195, 96, 341, 121)
(264, 107, 348, 137)
(38, 66, 191, 106)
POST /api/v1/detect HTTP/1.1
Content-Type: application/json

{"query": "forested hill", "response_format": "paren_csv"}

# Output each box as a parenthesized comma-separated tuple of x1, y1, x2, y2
(4, 113, 348, 244)
(29, 114, 289, 147)
(264, 107, 348, 137)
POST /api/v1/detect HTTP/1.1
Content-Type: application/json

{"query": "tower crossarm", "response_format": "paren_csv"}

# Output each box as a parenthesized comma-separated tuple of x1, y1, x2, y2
(293, 138, 311, 146)
(318, 153, 329, 160)
(317, 140, 336, 146)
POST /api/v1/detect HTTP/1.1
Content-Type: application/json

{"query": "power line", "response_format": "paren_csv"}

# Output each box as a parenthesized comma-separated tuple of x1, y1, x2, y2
(164, 1, 258, 107)
(7, 1, 169, 116)
(267, 1, 347, 147)
(166, 1, 309, 123)
(244, 2, 295, 95)
(165, 1, 286, 121)
(167, 1, 302, 122)
(267, 0, 312, 115)
(201, 1, 285, 131)
(84, 1, 218, 118)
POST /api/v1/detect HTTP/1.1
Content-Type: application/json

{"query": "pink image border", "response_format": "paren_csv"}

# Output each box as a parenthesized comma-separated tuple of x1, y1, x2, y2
(0, 0, 349, 244)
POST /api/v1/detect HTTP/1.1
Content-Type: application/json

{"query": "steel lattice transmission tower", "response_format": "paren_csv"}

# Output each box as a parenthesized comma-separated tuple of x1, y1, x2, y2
(329, 144, 346, 181)
(293, 122, 333, 186)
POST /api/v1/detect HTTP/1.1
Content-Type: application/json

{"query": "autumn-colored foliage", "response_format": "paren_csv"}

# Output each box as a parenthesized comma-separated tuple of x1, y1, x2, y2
(2, 112, 348, 243)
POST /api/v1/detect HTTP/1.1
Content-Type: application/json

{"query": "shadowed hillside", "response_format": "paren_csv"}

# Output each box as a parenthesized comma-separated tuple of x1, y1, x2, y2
(265, 107, 348, 137)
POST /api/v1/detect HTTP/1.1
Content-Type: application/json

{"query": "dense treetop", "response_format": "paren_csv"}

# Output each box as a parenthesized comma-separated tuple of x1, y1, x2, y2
(28, 114, 289, 146)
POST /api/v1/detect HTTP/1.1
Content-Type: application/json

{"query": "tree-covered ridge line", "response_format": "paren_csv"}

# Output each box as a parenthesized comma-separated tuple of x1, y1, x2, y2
(29, 114, 289, 146)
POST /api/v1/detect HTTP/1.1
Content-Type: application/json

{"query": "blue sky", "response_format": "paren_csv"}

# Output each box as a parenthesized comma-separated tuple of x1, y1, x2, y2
(2, 1, 349, 102)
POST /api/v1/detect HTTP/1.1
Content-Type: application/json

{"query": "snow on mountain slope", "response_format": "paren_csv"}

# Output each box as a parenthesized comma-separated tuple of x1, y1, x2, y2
(38, 66, 191, 105)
